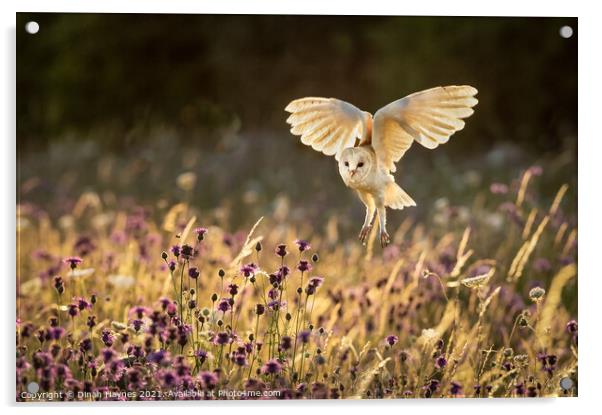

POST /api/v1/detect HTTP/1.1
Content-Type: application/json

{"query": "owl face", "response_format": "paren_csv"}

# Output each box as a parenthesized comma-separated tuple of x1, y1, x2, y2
(338, 147, 372, 185)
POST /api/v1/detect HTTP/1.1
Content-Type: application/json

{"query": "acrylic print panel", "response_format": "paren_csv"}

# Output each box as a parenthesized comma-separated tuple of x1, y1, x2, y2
(16, 13, 577, 401)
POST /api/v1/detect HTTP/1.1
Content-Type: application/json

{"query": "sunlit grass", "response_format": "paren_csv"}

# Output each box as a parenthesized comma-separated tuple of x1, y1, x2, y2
(16, 162, 577, 400)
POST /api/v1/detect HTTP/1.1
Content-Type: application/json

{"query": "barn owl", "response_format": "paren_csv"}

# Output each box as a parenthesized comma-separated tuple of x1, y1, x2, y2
(285, 85, 478, 247)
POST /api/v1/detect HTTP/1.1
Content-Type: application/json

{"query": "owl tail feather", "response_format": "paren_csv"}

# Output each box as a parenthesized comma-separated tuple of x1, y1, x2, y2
(385, 182, 416, 210)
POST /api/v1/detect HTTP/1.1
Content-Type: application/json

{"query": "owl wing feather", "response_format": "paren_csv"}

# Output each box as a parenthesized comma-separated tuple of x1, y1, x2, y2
(371, 85, 478, 172)
(285, 97, 369, 160)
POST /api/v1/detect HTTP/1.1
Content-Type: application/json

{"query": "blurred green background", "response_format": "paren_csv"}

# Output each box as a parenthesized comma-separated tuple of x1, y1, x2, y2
(16, 13, 577, 234)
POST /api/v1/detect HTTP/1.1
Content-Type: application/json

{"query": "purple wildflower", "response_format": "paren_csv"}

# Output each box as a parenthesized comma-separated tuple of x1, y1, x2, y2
(170, 245, 180, 257)
(450, 381, 463, 396)
(199, 371, 218, 389)
(64, 256, 83, 270)
(295, 240, 311, 252)
(195, 227, 208, 241)
(435, 355, 447, 369)
(261, 359, 283, 374)
(386, 335, 399, 346)
(566, 320, 578, 334)
(217, 298, 231, 313)
(188, 267, 200, 279)
(297, 260, 312, 273)
(240, 263, 258, 277)
(298, 330, 311, 344)
(275, 244, 287, 257)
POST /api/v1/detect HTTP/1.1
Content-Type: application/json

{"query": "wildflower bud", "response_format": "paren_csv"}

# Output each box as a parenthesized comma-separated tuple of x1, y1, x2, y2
(297, 287, 302, 295)
(504, 348, 514, 357)
(198, 316, 205, 324)
(249, 333, 254, 341)
(218, 269, 225, 278)
(217, 320, 223, 327)
(529, 286, 546, 302)
(255, 304, 265, 315)
(275, 244, 287, 257)
(211, 293, 218, 302)
(161, 251, 168, 260)
(90, 294, 97, 304)
(312, 253, 319, 263)
(566, 320, 578, 333)
(255, 242, 262, 252)
(188, 267, 200, 279)
(188, 300, 197, 309)
(250, 276, 256, 283)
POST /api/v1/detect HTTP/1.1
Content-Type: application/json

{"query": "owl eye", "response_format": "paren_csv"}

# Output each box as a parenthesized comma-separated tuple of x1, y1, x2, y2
(357, 162, 364, 168)
(344, 161, 349, 167)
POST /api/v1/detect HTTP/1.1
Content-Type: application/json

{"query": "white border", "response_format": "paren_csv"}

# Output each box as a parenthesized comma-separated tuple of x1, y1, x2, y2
(2, 1, 600, 414)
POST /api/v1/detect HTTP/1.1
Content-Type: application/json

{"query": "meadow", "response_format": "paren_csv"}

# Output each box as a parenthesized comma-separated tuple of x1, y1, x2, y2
(16, 134, 578, 400)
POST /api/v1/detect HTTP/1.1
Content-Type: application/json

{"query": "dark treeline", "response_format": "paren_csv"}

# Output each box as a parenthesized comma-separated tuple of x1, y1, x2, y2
(17, 14, 577, 155)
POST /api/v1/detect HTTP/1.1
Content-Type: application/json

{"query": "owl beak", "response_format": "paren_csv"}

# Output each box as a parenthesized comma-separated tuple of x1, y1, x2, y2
(350, 169, 357, 177)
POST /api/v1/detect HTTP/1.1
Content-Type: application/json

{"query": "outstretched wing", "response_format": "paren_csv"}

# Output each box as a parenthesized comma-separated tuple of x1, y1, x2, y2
(285, 97, 369, 160)
(372, 85, 478, 172)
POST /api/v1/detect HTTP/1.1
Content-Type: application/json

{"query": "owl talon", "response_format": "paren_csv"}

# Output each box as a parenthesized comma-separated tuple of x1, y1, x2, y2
(380, 231, 390, 248)
(359, 225, 372, 245)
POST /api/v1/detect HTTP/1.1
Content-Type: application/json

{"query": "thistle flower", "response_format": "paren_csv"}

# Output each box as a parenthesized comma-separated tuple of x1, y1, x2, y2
(280, 335, 292, 350)
(199, 371, 218, 389)
(240, 263, 258, 277)
(64, 256, 83, 270)
(435, 355, 447, 369)
(297, 260, 312, 273)
(170, 245, 180, 257)
(228, 283, 239, 296)
(298, 330, 311, 344)
(76, 297, 92, 311)
(101, 328, 115, 347)
(195, 227, 208, 241)
(261, 359, 283, 374)
(53, 276, 64, 295)
(566, 319, 578, 333)
(180, 244, 194, 260)
(101, 348, 116, 363)
(450, 381, 463, 396)
(385, 335, 399, 346)
(295, 240, 311, 252)
(188, 267, 200, 279)
(215, 332, 231, 346)
(79, 338, 92, 354)
(275, 244, 287, 257)
(67, 303, 79, 317)
(217, 298, 231, 313)
(306, 276, 325, 295)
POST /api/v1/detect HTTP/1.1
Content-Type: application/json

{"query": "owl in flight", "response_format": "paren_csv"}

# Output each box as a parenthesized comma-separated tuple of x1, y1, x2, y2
(285, 85, 478, 247)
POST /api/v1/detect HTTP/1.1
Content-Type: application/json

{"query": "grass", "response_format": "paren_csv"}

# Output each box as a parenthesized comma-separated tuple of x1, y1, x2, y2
(16, 143, 577, 400)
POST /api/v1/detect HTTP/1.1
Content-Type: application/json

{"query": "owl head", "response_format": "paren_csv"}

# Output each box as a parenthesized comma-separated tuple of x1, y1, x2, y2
(338, 147, 373, 185)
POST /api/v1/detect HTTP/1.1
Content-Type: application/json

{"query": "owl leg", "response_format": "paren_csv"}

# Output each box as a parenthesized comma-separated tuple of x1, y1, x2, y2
(357, 191, 375, 245)
(375, 198, 390, 248)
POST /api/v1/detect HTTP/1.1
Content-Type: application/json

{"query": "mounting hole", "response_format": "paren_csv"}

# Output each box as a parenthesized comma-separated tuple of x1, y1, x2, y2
(559, 25, 573, 39)
(25, 21, 39, 34)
